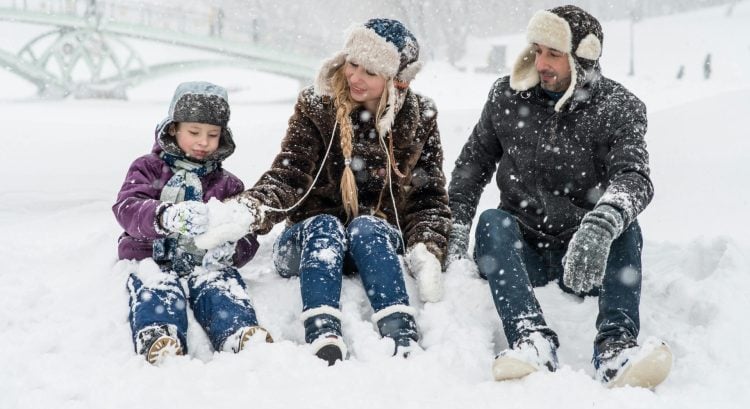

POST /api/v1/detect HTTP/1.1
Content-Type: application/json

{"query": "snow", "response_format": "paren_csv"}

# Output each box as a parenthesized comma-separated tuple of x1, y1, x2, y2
(193, 198, 253, 249)
(2, 2, 750, 409)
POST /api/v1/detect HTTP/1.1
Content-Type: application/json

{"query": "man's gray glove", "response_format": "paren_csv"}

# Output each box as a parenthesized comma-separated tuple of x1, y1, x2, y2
(446, 223, 471, 264)
(563, 205, 624, 294)
(160, 201, 209, 237)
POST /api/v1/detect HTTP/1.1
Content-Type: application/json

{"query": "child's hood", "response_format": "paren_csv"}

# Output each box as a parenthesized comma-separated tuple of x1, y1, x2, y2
(152, 81, 236, 163)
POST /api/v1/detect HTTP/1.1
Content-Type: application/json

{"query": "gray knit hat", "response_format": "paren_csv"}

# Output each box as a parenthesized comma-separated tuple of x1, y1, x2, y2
(168, 81, 231, 127)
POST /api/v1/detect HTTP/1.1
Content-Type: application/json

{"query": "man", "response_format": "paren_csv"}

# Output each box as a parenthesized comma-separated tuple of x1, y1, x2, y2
(448, 5, 671, 388)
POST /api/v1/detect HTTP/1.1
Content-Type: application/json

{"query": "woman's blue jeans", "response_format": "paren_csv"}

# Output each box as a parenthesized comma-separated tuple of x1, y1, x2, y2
(474, 209, 642, 349)
(274, 214, 409, 314)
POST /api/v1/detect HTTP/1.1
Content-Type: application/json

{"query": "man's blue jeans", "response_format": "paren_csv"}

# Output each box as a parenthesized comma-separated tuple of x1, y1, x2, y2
(474, 209, 642, 348)
(274, 214, 410, 313)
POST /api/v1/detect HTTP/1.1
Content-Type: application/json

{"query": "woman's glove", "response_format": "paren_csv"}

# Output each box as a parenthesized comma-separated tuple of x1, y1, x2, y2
(563, 205, 624, 294)
(405, 243, 445, 303)
(236, 196, 268, 232)
(159, 201, 209, 237)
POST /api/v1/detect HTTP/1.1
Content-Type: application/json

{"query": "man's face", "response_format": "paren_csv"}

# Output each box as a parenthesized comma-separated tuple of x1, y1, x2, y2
(533, 43, 572, 92)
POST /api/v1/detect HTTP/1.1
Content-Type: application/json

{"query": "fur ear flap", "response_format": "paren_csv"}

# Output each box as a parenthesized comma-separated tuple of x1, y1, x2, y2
(509, 45, 540, 91)
(377, 79, 397, 138)
(575, 33, 602, 60)
(397, 61, 423, 83)
(553, 53, 579, 112)
(314, 52, 346, 97)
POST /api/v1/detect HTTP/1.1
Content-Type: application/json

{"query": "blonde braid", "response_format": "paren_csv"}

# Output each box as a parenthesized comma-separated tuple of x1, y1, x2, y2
(332, 68, 359, 219)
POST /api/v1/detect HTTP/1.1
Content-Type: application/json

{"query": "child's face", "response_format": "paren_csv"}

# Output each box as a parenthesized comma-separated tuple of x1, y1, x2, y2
(173, 122, 222, 161)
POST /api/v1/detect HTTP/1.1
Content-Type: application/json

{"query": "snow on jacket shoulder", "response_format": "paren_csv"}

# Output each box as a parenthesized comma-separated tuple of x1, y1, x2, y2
(449, 75, 653, 247)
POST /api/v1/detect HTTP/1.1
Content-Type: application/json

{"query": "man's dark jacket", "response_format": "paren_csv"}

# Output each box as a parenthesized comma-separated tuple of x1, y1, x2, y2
(449, 75, 653, 248)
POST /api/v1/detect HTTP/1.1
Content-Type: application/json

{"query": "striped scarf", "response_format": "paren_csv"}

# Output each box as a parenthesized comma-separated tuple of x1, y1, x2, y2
(153, 153, 218, 274)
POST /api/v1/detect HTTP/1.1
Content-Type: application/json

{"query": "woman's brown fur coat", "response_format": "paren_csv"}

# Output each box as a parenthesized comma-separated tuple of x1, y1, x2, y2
(240, 86, 451, 263)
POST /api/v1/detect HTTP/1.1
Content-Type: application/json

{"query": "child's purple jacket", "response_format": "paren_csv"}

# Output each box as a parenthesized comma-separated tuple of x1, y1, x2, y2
(113, 142, 259, 268)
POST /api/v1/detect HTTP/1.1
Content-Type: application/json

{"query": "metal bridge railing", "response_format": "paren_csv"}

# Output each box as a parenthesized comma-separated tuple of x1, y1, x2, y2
(0, 0, 325, 98)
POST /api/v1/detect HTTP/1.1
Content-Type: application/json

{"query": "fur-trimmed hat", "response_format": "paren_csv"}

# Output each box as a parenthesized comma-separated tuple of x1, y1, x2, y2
(314, 18, 422, 136)
(156, 81, 236, 162)
(510, 5, 604, 112)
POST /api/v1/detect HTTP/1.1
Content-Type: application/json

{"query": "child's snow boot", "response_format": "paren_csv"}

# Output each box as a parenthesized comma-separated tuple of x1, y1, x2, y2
(492, 332, 558, 381)
(373, 306, 420, 357)
(222, 325, 274, 353)
(301, 306, 347, 366)
(594, 336, 672, 389)
(136, 324, 184, 365)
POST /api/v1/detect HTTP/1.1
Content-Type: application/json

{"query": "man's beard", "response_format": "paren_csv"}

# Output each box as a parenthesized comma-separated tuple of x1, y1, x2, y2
(539, 70, 571, 92)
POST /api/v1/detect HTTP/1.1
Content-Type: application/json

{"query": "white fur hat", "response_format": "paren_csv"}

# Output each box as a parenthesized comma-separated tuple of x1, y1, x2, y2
(510, 5, 604, 112)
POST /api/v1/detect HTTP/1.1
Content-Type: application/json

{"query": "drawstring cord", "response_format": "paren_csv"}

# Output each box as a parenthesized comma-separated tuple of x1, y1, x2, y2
(379, 131, 405, 249)
(261, 118, 405, 250)
(261, 119, 338, 213)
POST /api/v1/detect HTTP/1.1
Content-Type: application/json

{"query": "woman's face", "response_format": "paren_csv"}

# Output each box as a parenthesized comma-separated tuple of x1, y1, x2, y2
(344, 60, 386, 110)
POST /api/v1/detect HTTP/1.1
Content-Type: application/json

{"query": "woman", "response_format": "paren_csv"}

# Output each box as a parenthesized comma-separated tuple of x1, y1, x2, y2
(234, 18, 451, 364)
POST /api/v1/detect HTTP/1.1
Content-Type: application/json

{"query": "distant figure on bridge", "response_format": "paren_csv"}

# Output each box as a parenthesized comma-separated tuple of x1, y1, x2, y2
(84, 0, 95, 17)
(83, 0, 101, 25)
(703, 53, 712, 79)
(222, 18, 450, 365)
(210, 7, 225, 38)
(113, 81, 273, 365)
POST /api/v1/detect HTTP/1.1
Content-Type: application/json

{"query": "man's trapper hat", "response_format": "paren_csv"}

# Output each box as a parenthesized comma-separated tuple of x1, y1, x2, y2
(510, 5, 604, 112)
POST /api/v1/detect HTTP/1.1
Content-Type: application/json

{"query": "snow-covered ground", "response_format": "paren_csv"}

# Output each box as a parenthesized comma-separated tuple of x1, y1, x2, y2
(1, 3, 749, 408)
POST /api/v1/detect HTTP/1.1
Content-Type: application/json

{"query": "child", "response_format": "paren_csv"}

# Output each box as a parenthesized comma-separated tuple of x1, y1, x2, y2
(113, 81, 272, 364)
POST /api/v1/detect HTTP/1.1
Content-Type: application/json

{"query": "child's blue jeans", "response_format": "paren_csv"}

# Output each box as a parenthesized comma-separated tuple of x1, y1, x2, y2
(127, 266, 259, 352)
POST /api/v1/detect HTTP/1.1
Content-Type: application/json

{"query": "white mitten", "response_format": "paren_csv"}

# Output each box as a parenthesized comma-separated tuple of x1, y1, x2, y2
(405, 243, 444, 303)
(160, 201, 209, 236)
